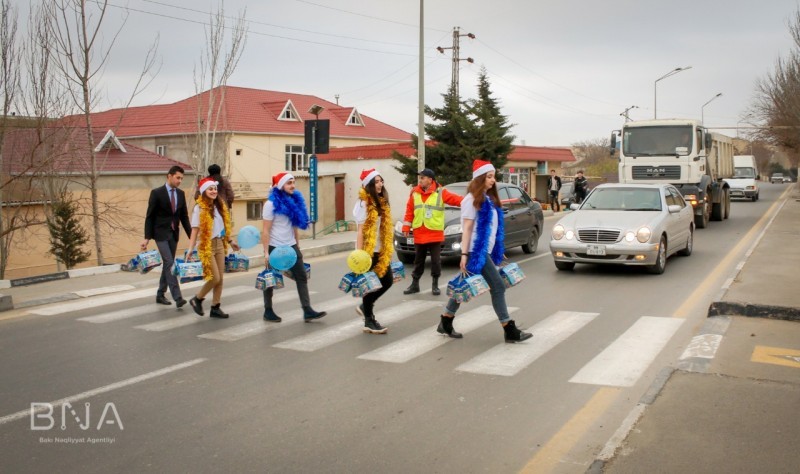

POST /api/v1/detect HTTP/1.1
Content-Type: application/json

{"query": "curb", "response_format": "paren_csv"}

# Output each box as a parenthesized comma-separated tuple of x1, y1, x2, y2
(708, 301, 800, 322)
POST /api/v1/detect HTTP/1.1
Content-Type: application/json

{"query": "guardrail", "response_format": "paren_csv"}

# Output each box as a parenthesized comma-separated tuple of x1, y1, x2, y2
(319, 220, 355, 235)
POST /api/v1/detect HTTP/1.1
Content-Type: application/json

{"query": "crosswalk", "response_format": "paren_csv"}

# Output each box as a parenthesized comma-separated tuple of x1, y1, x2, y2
(50, 285, 685, 386)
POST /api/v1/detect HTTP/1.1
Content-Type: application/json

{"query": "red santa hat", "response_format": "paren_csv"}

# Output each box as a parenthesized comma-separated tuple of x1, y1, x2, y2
(360, 168, 380, 187)
(272, 172, 294, 190)
(472, 159, 495, 179)
(198, 177, 218, 195)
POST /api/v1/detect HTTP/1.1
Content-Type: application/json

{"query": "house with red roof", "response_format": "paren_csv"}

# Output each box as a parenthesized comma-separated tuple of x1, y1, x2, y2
(84, 86, 411, 232)
(1, 126, 195, 278)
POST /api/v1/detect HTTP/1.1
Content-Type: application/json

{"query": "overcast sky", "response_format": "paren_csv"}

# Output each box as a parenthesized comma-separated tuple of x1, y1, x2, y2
(15, 0, 800, 146)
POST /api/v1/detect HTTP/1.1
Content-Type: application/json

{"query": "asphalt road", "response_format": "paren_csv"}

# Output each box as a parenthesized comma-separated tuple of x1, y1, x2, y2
(0, 184, 787, 473)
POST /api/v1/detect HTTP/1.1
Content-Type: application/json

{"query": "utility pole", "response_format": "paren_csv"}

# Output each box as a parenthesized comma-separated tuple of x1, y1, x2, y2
(418, 0, 425, 171)
(620, 105, 638, 122)
(437, 27, 475, 99)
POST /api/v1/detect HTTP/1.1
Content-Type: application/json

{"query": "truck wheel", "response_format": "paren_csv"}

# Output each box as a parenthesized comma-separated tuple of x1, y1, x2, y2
(723, 190, 730, 219)
(695, 202, 709, 229)
(554, 260, 575, 271)
(646, 237, 667, 274)
(711, 200, 723, 221)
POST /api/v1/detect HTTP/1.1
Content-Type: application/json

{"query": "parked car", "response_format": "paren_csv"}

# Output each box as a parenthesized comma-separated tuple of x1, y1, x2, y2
(770, 173, 784, 184)
(549, 183, 694, 274)
(394, 182, 544, 264)
(783, 176, 793, 183)
(560, 181, 576, 207)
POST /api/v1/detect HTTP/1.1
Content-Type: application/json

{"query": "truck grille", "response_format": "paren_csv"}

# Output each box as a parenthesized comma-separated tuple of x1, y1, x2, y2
(578, 229, 620, 243)
(631, 165, 681, 180)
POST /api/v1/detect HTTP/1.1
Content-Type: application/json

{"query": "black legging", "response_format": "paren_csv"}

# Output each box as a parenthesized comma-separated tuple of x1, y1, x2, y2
(362, 253, 394, 318)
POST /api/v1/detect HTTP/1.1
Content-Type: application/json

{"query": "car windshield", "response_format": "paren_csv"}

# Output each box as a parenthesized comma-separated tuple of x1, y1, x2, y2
(582, 187, 662, 211)
(734, 167, 756, 178)
(623, 125, 693, 156)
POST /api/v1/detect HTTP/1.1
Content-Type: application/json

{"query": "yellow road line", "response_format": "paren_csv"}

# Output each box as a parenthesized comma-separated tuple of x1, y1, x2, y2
(520, 387, 619, 473)
(751, 345, 800, 369)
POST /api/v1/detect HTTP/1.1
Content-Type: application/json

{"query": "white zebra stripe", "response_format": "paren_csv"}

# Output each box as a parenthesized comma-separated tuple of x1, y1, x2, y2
(358, 305, 514, 364)
(456, 311, 599, 376)
(569, 316, 683, 387)
(274, 300, 439, 352)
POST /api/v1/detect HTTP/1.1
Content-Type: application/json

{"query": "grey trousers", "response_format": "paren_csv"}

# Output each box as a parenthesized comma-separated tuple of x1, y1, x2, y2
(156, 235, 182, 300)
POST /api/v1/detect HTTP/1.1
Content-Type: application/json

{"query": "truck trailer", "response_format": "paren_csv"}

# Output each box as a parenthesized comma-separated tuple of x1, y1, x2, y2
(611, 119, 734, 228)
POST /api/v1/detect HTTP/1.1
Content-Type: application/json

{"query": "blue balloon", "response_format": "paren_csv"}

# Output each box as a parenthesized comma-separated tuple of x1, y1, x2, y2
(269, 246, 297, 271)
(236, 225, 261, 250)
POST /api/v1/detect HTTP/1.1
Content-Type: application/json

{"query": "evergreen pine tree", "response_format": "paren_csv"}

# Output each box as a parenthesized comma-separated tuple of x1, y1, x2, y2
(47, 197, 91, 269)
(467, 67, 516, 174)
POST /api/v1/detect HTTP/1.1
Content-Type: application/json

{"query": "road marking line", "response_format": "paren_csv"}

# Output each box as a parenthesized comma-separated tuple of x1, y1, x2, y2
(680, 334, 723, 360)
(569, 317, 683, 387)
(0, 358, 206, 426)
(198, 295, 357, 341)
(456, 311, 597, 376)
(520, 387, 620, 473)
(29, 280, 207, 316)
(515, 252, 550, 265)
(358, 305, 511, 363)
(751, 345, 800, 369)
(275, 300, 438, 352)
(79, 286, 254, 323)
(74, 285, 137, 297)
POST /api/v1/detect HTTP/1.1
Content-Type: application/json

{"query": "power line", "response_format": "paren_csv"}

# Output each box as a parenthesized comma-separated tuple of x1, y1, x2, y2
(293, 0, 449, 33)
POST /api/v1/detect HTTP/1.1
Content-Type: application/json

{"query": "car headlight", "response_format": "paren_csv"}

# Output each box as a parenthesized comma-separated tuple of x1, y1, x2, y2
(394, 221, 404, 233)
(636, 226, 651, 243)
(552, 224, 565, 240)
(444, 224, 462, 236)
(565, 230, 575, 240)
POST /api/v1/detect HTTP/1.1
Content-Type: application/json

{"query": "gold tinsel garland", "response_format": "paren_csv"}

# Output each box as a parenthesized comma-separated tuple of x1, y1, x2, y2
(195, 197, 232, 281)
(359, 188, 393, 277)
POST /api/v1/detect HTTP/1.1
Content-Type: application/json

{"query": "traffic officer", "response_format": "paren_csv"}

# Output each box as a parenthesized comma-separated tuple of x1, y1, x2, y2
(401, 168, 463, 295)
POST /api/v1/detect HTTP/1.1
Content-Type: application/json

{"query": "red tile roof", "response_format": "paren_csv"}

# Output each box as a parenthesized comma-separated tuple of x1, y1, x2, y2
(79, 86, 411, 141)
(1, 127, 193, 175)
(318, 142, 576, 163)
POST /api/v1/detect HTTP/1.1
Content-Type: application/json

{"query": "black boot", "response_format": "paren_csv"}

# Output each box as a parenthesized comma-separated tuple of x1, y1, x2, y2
(503, 320, 532, 343)
(363, 316, 388, 334)
(263, 308, 282, 322)
(189, 296, 204, 316)
(437, 315, 462, 339)
(209, 304, 229, 319)
(431, 277, 441, 296)
(303, 306, 327, 322)
(403, 277, 420, 295)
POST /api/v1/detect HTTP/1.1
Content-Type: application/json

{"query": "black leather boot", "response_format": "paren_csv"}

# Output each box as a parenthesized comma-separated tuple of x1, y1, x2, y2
(209, 304, 229, 319)
(503, 320, 532, 343)
(403, 277, 420, 295)
(431, 277, 440, 296)
(437, 315, 462, 339)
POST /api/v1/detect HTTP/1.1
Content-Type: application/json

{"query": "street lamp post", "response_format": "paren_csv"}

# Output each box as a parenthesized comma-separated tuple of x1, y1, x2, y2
(654, 66, 692, 119)
(701, 93, 722, 125)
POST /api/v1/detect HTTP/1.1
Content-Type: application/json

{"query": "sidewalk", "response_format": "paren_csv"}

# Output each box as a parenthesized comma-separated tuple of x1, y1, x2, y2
(0, 230, 356, 312)
(598, 186, 800, 473)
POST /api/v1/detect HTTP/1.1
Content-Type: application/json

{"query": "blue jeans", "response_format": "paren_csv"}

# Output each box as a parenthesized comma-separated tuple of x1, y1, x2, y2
(444, 258, 511, 324)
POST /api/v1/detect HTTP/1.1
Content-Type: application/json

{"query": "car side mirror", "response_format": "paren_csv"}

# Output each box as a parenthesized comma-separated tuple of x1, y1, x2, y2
(569, 203, 580, 211)
(667, 204, 682, 213)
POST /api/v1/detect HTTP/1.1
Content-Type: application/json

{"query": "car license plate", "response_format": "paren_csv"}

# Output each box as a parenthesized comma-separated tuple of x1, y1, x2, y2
(406, 237, 414, 245)
(731, 191, 743, 196)
(587, 244, 606, 256)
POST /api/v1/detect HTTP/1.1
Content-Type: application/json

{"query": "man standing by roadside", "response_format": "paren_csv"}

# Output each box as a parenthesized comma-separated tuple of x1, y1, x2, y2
(401, 168, 463, 296)
(574, 170, 588, 204)
(141, 165, 192, 307)
(547, 169, 562, 212)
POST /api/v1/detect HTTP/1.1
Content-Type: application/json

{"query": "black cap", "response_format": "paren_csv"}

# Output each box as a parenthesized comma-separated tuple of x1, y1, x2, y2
(418, 168, 436, 179)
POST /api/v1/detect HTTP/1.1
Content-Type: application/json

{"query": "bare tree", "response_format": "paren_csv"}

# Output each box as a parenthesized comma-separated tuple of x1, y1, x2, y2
(48, 0, 157, 265)
(189, 2, 248, 181)
(750, 8, 800, 174)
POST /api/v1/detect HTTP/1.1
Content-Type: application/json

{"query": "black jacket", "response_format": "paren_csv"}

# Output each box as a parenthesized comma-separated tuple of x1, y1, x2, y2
(574, 176, 588, 197)
(547, 175, 562, 192)
(144, 185, 192, 241)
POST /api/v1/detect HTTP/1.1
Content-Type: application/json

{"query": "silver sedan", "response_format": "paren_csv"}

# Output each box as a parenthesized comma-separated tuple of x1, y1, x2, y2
(549, 183, 694, 274)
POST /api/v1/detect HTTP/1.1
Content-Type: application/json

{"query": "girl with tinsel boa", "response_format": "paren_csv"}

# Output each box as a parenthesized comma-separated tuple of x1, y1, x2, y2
(261, 173, 326, 323)
(439, 159, 532, 343)
(353, 169, 394, 334)
(186, 177, 240, 318)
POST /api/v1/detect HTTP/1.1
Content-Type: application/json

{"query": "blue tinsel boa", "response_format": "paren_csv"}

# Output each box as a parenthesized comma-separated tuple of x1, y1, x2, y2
(466, 195, 505, 274)
(269, 188, 310, 230)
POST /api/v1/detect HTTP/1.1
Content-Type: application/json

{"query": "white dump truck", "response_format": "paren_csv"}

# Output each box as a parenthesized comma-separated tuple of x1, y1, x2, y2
(611, 119, 734, 228)
(725, 155, 760, 201)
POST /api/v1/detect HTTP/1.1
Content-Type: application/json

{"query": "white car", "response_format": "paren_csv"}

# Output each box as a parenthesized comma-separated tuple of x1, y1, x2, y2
(549, 183, 694, 274)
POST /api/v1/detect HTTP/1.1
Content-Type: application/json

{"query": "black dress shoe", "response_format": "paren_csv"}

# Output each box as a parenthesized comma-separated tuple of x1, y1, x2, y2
(156, 295, 172, 305)
(175, 298, 187, 308)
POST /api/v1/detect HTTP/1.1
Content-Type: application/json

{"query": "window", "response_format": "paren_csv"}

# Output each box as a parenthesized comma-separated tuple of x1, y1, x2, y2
(668, 188, 686, 208)
(278, 100, 301, 122)
(346, 109, 364, 126)
(156, 145, 167, 156)
(285, 144, 307, 171)
(247, 201, 263, 221)
(504, 186, 527, 210)
(235, 149, 242, 156)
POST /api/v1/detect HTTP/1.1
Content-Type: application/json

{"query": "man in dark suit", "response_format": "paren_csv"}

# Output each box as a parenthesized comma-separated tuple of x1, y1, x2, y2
(141, 165, 193, 306)
(547, 169, 563, 212)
